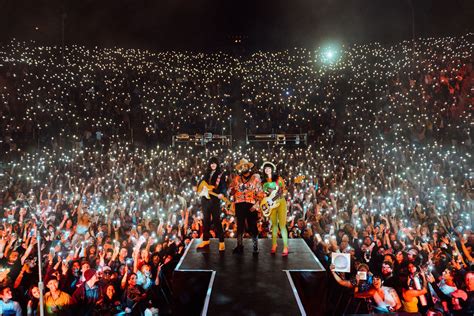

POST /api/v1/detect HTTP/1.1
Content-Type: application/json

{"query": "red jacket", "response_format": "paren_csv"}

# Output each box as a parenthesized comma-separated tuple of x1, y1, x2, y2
(229, 173, 263, 204)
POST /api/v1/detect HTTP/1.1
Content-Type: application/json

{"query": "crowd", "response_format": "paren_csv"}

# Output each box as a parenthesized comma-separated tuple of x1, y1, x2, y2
(0, 33, 473, 315)
(1, 34, 472, 152)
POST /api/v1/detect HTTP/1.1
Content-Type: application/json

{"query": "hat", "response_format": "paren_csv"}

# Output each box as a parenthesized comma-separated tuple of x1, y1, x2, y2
(261, 161, 276, 171)
(208, 157, 219, 165)
(407, 248, 419, 256)
(102, 266, 111, 273)
(83, 269, 97, 282)
(235, 159, 254, 171)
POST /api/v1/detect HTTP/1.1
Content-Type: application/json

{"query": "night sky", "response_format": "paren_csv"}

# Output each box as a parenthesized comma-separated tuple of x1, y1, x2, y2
(0, 0, 473, 50)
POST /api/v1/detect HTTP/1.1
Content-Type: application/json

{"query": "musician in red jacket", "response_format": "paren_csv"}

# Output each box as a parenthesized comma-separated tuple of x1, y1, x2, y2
(229, 159, 263, 254)
(195, 157, 226, 251)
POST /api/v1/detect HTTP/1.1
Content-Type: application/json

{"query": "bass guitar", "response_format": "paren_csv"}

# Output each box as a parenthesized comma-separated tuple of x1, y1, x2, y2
(260, 189, 281, 217)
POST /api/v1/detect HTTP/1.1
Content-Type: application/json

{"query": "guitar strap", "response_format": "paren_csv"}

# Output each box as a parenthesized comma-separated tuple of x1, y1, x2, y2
(215, 173, 222, 189)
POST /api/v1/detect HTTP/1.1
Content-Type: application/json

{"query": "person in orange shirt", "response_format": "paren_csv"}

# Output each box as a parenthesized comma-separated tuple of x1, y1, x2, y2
(43, 277, 72, 316)
(229, 159, 263, 254)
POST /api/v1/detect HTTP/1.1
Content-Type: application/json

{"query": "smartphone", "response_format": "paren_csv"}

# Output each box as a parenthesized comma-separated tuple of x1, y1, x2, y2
(315, 233, 322, 243)
(357, 271, 367, 280)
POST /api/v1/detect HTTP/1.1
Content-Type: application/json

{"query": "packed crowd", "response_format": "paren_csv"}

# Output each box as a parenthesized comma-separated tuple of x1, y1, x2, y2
(1, 34, 472, 153)
(0, 33, 473, 315)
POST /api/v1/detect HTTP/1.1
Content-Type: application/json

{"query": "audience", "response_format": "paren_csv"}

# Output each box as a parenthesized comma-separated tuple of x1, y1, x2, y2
(0, 33, 472, 315)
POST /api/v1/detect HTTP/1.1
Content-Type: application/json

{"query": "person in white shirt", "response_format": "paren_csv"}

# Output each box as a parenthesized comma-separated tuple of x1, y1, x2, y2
(354, 275, 402, 313)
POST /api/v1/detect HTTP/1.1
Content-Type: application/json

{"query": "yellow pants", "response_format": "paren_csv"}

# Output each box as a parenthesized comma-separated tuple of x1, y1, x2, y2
(269, 198, 288, 248)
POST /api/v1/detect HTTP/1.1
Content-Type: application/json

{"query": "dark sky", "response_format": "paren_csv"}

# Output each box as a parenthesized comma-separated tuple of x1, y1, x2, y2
(0, 0, 473, 50)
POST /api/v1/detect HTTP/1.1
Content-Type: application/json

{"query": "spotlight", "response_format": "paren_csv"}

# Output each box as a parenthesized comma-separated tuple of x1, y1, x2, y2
(320, 44, 342, 65)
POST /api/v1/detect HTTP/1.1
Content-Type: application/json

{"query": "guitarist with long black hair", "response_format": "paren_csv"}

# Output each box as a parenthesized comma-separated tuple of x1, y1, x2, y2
(261, 161, 289, 256)
(195, 157, 226, 251)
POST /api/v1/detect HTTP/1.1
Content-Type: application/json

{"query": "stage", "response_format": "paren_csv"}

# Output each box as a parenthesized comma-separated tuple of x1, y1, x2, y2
(173, 238, 327, 316)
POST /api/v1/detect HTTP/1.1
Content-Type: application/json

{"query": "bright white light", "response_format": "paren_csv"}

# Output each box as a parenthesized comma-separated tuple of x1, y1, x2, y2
(320, 43, 342, 64)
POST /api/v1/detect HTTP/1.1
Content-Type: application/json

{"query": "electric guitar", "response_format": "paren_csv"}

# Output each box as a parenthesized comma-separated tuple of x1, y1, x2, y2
(260, 189, 281, 217)
(294, 175, 305, 184)
(197, 181, 233, 210)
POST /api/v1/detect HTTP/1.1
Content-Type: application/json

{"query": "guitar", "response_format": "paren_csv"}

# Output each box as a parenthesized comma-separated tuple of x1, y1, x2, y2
(197, 181, 233, 211)
(260, 189, 281, 217)
(294, 175, 306, 184)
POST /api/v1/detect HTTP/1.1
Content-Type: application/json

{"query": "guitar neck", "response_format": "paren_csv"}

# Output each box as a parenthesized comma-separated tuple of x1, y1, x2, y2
(209, 192, 230, 204)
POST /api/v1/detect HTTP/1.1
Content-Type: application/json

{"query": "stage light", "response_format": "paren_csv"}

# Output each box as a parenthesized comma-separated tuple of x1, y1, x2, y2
(320, 43, 342, 65)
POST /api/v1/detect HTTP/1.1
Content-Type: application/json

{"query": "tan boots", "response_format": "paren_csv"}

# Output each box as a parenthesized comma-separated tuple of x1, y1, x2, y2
(197, 240, 225, 252)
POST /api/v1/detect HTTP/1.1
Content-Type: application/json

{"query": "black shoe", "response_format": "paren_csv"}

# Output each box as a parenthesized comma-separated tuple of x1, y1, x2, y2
(233, 245, 244, 254)
(252, 238, 259, 253)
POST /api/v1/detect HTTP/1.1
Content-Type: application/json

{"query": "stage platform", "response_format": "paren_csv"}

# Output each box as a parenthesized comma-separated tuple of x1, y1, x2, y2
(173, 238, 326, 316)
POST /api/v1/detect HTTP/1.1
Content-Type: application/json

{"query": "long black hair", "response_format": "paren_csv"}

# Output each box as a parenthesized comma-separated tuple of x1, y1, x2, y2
(204, 157, 221, 183)
(261, 163, 279, 182)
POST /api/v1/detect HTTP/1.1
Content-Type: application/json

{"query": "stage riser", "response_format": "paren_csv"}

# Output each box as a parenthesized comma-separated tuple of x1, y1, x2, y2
(173, 238, 327, 316)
